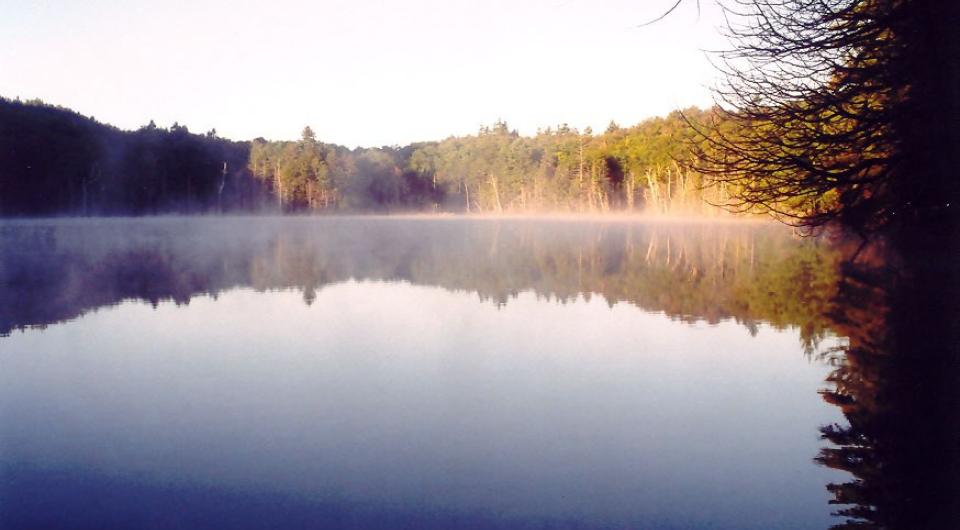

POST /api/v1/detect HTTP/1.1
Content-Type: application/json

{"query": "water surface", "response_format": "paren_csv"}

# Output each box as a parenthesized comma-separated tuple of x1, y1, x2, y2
(1, 217, 851, 529)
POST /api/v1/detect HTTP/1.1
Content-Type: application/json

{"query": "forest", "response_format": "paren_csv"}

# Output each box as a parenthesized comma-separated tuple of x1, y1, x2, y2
(0, 98, 261, 216)
(0, 96, 734, 216)
(2, 0, 957, 236)
(248, 108, 728, 214)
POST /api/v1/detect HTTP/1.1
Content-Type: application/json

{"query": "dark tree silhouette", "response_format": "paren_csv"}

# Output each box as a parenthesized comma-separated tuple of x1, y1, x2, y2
(677, 0, 960, 235)
(0, 97, 266, 215)
(816, 241, 960, 529)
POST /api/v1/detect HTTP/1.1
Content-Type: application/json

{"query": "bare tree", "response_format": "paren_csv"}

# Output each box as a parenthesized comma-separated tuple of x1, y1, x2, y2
(651, 1, 959, 235)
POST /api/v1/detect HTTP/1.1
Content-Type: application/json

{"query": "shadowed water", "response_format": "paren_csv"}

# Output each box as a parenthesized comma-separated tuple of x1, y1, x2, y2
(1, 217, 955, 529)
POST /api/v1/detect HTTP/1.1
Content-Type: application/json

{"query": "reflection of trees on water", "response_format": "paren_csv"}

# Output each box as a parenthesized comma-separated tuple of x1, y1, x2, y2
(816, 242, 960, 529)
(0, 219, 839, 347)
(2, 218, 956, 528)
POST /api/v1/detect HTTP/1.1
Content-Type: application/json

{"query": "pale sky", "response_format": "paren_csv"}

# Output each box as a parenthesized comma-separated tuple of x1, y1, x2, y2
(0, 0, 727, 147)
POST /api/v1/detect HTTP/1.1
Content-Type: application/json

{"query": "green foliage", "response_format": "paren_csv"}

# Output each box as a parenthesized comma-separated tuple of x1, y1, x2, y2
(243, 107, 741, 214)
(2, 96, 745, 216)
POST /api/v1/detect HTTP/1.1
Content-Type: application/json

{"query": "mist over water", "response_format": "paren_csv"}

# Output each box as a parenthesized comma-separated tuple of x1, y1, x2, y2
(1, 217, 851, 529)
(0, 216, 836, 336)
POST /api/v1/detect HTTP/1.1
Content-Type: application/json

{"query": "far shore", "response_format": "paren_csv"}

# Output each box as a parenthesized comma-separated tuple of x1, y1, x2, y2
(0, 211, 779, 225)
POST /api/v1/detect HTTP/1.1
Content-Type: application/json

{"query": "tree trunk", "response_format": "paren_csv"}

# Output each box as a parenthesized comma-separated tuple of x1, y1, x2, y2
(490, 175, 503, 212)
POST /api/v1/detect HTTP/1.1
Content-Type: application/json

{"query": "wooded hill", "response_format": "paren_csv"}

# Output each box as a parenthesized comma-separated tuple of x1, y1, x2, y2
(0, 97, 260, 216)
(1, 97, 734, 216)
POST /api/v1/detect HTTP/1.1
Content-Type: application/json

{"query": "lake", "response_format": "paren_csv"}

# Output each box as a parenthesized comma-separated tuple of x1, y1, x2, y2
(0, 217, 924, 529)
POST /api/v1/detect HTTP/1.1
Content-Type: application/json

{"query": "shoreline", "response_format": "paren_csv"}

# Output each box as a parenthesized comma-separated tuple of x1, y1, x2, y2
(0, 211, 777, 225)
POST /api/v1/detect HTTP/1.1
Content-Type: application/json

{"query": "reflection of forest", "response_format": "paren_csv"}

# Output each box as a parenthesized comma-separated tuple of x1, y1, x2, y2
(815, 243, 960, 529)
(0, 218, 839, 346)
(2, 218, 956, 528)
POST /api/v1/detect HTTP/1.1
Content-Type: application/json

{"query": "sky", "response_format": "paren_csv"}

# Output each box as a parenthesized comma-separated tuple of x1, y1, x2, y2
(0, 0, 728, 147)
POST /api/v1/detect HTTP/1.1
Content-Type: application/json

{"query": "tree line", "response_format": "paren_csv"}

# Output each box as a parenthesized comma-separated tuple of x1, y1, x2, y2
(2, 97, 746, 216)
(0, 97, 267, 216)
(248, 107, 735, 214)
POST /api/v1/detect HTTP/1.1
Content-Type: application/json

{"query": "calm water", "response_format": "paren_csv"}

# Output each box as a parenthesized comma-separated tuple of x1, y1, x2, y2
(0, 217, 946, 529)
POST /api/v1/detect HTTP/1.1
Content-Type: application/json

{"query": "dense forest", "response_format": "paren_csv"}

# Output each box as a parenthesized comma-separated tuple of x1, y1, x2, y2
(249, 108, 727, 214)
(1, 97, 733, 216)
(0, 98, 263, 216)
